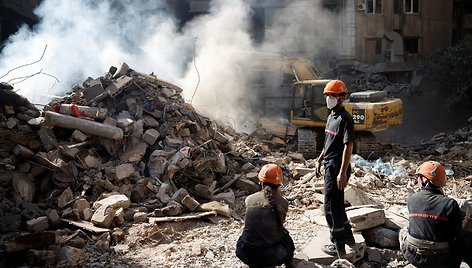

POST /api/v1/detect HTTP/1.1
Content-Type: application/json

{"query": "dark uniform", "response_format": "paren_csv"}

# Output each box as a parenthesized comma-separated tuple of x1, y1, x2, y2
(323, 106, 355, 246)
(401, 187, 471, 268)
(236, 190, 294, 267)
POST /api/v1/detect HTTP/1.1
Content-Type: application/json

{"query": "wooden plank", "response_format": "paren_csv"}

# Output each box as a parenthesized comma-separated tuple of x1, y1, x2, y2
(149, 211, 217, 223)
(62, 219, 110, 233)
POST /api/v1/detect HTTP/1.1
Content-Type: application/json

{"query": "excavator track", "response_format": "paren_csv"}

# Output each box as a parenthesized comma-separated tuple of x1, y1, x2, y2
(354, 132, 382, 160)
(297, 128, 316, 159)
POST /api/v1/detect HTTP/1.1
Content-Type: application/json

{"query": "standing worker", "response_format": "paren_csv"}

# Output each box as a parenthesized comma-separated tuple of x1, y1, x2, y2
(399, 161, 472, 268)
(236, 163, 295, 268)
(315, 80, 356, 257)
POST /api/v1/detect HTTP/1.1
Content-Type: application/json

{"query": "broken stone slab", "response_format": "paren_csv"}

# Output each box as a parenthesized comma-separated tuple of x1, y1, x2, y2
(43, 111, 123, 140)
(133, 71, 183, 94)
(212, 190, 235, 206)
(171, 188, 189, 203)
(3, 231, 56, 253)
(384, 210, 409, 231)
(165, 136, 183, 148)
(346, 206, 386, 232)
(142, 128, 160, 145)
(181, 195, 200, 211)
(161, 200, 184, 216)
(71, 130, 88, 142)
(235, 177, 260, 193)
(294, 226, 365, 266)
(344, 186, 374, 206)
(57, 187, 73, 208)
(91, 205, 116, 228)
(56, 104, 108, 120)
(84, 154, 102, 168)
(115, 163, 135, 181)
(47, 209, 61, 227)
(362, 226, 399, 249)
(73, 197, 91, 218)
(121, 141, 148, 162)
(197, 201, 232, 218)
(133, 212, 148, 223)
(93, 194, 131, 210)
(26, 216, 50, 232)
(12, 172, 35, 204)
(56, 246, 86, 267)
(37, 126, 59, 151)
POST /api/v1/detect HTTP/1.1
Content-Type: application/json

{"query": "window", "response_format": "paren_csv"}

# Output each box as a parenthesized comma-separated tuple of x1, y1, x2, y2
(393, 0, 400, 14)
(404, 0, 419, 13)
(404, 38, 419, 53)
(366, 0, 382, 14)
(375, 39, 382, 54)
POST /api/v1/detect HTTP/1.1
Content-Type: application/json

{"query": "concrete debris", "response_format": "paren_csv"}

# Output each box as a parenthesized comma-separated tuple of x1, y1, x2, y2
(0, 62, 471, 267)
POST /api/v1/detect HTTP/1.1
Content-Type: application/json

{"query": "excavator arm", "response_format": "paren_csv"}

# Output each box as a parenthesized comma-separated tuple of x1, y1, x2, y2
(238, 52, 324, 81)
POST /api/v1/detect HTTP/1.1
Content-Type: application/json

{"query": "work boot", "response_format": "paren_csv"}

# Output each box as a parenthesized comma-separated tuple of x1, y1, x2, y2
(284, 260, 296, 268)
(345, 237, 356, 247)
(321, 243, 346, 257)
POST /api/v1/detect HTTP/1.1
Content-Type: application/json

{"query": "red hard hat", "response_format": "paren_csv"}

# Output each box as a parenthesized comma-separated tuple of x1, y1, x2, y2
(258, 164, 283, 185)
(415, 161, 446, 187)
(323, 80, 348, 95)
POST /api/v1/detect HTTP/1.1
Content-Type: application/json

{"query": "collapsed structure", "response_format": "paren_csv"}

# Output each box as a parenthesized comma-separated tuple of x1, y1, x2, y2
(0, 63, 471, 267)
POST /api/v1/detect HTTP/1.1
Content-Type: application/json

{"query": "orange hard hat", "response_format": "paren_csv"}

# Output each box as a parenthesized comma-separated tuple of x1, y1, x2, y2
(415, 161, 446, 187)
(323, 80, 348, 95)
(258, 164, 283, 185)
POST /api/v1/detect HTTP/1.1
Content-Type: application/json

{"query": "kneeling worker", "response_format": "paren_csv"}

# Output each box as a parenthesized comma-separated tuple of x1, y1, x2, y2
(400, 160, 472, 268)
(236, 163, 295, 268)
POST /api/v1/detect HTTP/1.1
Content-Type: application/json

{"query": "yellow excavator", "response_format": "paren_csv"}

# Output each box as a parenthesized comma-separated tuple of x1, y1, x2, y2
(240, 52, 403, 158)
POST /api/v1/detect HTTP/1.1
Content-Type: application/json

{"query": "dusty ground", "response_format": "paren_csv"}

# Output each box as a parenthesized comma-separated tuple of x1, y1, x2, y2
(75, 168, 472, 268)
(80, 192, 323, 268)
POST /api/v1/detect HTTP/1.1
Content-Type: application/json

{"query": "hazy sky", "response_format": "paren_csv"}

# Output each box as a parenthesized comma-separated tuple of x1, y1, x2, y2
(0, 0, 337, 132)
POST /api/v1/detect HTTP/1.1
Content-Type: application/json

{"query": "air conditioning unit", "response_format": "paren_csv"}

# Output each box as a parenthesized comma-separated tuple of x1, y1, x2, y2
(357, 3, 366, 11)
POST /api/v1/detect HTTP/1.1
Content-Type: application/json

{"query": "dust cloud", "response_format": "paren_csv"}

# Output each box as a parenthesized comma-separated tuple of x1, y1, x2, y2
(0, 0, 338, 133)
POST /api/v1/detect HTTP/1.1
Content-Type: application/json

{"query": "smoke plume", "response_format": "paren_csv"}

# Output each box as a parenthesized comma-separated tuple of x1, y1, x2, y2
(0, 0, 337, 132)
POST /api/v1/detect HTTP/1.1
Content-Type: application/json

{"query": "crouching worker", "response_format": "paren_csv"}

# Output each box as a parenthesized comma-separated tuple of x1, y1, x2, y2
(400, 161, 472, 268)
(236, 164, 295, 268)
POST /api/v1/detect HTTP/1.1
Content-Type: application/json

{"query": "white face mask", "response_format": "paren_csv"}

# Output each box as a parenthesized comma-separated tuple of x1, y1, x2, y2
(326, 95, 338, 109)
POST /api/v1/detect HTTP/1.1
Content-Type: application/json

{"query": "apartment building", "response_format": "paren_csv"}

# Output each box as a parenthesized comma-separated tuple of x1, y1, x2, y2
(0, 0, 40, 48)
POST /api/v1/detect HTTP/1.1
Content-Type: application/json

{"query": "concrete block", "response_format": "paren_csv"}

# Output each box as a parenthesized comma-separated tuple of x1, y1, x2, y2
(142, 129, 160, 145)
(347, 207, 386, 231)
(72, 130, 88, 142)
(181, 195, 200, 211)
(115, 163, 135, 181)
(294, 226, 365, 265)
(26, 216, 49, 232)
(171, 188, 189, 203)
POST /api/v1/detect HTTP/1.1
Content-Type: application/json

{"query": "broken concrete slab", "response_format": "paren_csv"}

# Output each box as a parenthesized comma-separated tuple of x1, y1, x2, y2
(3, 232, 56, 253)
(346, 206, 386, 232)
(294, 226, 365, 265)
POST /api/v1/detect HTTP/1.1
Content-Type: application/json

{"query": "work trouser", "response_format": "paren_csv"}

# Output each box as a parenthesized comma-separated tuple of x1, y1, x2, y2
(399, 227, 462, 268)
(323, 159, 354, 245)
(236, 228, 295, 268)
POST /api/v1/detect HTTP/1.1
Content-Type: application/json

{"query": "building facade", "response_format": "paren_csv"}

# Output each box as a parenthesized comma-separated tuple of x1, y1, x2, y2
(0, 0, 40, 48)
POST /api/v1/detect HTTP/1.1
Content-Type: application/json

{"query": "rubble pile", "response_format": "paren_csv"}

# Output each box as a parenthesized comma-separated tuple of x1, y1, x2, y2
(0, 63, 278, 266)
(0, 62, 471, 267)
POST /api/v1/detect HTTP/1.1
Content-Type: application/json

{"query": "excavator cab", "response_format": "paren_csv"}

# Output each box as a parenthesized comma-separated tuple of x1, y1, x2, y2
(290, 80, 332, 127)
